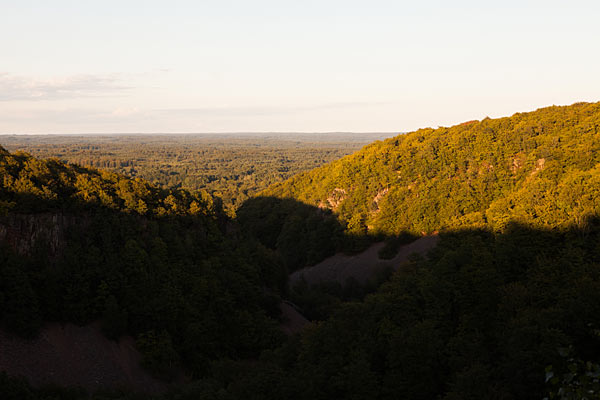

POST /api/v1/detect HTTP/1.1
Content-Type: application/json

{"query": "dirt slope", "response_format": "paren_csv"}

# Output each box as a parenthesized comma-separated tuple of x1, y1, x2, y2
(279, 301, 310, 335)
(289, 235, 439, 287)
(0, 322, 167, 394)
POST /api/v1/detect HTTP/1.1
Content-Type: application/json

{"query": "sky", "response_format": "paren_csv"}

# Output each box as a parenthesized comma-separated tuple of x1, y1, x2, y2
(1, 0, 599, 134)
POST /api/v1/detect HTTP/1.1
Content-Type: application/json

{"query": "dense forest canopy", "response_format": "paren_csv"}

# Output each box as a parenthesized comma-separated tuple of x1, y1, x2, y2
(1, 102, 600, 399)
(230, 102, 600, 399)
(262, 102, 600, 235)
(0, 146, 218, 217)
(0, 147, 287, 381)
(0, 133, 388, 212)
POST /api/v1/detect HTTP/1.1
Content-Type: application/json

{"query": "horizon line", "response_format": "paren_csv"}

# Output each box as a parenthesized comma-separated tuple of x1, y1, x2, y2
(0, 131, 401, 136)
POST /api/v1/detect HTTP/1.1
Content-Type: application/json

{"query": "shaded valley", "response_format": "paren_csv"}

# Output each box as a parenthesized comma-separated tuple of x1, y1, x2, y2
(1, 102, 600, 399)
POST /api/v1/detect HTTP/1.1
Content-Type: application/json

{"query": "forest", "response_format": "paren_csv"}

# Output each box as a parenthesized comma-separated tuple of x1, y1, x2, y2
(249, 103, 600, 272)
(0, 133, 385, 213)
(1, 102, 600, 399)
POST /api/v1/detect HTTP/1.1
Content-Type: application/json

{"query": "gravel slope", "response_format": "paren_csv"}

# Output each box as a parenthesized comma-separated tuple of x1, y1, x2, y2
(0, 322, 167, 394)
(290, 235, 439, 287)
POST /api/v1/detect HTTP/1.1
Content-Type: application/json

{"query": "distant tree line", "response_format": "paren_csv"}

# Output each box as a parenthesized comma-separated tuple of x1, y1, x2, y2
(0, 134, 374, 213)
(1, 103, 600, 399)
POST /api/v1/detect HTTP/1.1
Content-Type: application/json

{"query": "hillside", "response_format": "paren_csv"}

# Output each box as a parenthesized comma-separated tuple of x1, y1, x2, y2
(233, 102, 600, 400)
(0, 133, 382, 212)
(0, 146, 219, 217)
(0, 147, 288, 391)
(261, 102, 600, 236)
(1, 102, 600, 399)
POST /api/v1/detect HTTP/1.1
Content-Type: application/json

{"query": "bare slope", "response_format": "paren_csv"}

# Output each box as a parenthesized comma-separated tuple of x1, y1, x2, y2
(0, 322, 167, 394)
(279, 302, 310, 335)
(290, 235, 439, 286)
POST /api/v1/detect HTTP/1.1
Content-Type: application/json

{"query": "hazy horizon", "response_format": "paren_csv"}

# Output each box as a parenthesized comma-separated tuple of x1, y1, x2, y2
(0, 132, 399, 139)
(2, 1, 599, 134)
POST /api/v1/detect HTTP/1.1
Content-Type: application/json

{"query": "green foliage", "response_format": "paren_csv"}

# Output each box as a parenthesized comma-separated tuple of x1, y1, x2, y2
(0, 200, 15, 215)
(377, 232, 419, 259)
(0, 247, 41, 337)
(276, 221, 600, 400)
(137, 330, 180, 380)
(3, 216, 600, 400)
(262, 102, 600, 236)
(2, 103, 600, 400)
(101, 294, 128, 339)
(0, 149, 220, 217)
(546, 346, 600, 399)
(0, 134, 377, 213)
(237, 197, 347, 272)
(0, 149, 288, 382)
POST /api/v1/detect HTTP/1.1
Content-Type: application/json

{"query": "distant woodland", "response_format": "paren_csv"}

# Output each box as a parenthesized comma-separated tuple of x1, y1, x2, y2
(1, 103, 600, 399)
(1, 133, 387, 212)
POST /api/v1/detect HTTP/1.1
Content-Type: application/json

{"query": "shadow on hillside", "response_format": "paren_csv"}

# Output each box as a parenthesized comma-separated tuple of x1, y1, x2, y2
(3, 190, 600, 399)
(236, 196, 600, 321)
(0, 191, 290, 391)
(234, 196, 600, 399)
(236, 196, 418, 271)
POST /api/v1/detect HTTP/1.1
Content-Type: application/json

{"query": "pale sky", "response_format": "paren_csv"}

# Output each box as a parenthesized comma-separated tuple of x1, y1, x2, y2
(1, 0, 599, 134)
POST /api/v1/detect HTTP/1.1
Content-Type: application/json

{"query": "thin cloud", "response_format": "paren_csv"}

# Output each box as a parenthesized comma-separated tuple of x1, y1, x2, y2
(0, 101, 397, 133)
(152, 101, 392, 117)
(0, 73, 131, 101)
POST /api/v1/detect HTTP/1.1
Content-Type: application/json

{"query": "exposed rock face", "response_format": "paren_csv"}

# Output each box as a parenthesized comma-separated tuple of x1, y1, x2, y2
(328, 188, 347, 209)
(318, 188, 347, 210)
(371, 187, 389, 212)
(534, 157, 546, 172)
(0, 213, 84, 257)
(510, 153, 526, 173)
